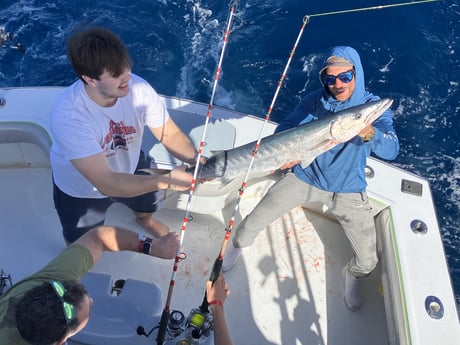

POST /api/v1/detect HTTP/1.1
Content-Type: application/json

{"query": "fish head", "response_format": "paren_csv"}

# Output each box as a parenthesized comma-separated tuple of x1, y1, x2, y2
(330, 98, 393, 142)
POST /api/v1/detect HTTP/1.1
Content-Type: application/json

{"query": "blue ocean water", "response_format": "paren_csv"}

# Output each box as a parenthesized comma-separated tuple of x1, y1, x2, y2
(1, 0, 459, 310)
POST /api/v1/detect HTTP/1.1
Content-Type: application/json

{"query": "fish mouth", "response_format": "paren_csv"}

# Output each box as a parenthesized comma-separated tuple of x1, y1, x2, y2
(329, 98, 394, 142)
(366, 98, 393, 124)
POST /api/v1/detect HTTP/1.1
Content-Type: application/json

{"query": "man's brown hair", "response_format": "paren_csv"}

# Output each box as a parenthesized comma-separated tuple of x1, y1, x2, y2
(66, 26, 132, 83)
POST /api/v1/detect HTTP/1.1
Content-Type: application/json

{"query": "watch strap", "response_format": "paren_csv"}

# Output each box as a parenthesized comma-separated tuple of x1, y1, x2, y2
(138, 234, 153, 255)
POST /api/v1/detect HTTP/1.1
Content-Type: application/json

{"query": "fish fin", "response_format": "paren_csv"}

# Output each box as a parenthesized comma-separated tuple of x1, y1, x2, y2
(298, 139, 336, 169)
(209, 150, 225, 156)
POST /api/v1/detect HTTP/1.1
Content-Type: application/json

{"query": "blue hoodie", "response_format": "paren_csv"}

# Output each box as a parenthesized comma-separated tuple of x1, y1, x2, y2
(276, 46, 399, 193)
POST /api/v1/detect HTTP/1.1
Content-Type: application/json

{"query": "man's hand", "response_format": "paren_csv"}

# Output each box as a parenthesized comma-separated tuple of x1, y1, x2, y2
(359, 125, 375, 142)
(165, 166, 194, 191)
(207, 274, 230, 305)
(151, 232, 179, 259)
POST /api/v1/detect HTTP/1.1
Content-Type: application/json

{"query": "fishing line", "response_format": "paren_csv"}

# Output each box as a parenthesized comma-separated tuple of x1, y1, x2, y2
(304, 0, 440, 20)
(155, 1, 239, 344)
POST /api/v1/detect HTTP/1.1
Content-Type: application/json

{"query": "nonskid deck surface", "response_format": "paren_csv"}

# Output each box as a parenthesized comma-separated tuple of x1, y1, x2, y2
(0, 144, 65, 283)
(1, 159, 389, 345)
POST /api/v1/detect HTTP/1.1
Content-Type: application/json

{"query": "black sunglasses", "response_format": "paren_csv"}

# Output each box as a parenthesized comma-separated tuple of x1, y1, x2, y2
(321, 69, 355, 86)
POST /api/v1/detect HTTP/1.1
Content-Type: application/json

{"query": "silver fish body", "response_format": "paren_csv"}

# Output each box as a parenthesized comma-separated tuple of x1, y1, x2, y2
(192, 98, 393, 182)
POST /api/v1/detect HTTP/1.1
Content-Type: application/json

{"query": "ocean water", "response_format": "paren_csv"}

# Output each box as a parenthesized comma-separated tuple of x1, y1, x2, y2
(1, 0, 459, 310)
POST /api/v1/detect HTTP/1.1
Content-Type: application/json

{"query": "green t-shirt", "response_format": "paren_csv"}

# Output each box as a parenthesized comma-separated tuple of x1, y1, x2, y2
(0, 244, 94, 344)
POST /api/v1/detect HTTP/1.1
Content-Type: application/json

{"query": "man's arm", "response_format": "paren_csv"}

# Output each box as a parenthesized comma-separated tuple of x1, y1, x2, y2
(206, 275, 233, 345)
(71, 153, 192, 197)
(275, 92, 319, 134)
(75, 225, 179, 264)
(150, 117, 197, 165)
(366, 108, 399, 160)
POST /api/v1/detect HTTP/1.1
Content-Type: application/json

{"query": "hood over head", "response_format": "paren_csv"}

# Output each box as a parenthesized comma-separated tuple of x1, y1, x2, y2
(319, 55, 354, 75)
(319, 46, 372, 112)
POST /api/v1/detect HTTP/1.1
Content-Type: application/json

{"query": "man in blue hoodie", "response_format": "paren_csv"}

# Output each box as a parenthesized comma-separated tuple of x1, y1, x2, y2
(222, 46, 399, 311)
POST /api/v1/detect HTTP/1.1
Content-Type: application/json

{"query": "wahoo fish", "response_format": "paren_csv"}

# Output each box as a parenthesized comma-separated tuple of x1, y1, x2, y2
(191, 98, 393, 182)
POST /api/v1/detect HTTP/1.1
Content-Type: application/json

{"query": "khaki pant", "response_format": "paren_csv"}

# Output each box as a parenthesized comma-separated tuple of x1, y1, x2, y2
(233, 171, 377, 277)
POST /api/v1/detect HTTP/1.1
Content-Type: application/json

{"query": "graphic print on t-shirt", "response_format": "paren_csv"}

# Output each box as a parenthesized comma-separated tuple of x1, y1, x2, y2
(103, 119, 137, 153)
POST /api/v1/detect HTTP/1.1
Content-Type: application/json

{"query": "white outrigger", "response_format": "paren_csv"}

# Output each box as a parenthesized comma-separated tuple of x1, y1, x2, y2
(0, 87, 458, 344)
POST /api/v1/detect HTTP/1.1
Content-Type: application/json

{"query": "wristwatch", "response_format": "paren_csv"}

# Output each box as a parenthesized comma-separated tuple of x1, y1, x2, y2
(138, 234, 153, 255)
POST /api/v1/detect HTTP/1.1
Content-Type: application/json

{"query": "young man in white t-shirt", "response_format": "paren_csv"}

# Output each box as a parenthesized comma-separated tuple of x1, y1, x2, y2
(50, 26, 199, 243)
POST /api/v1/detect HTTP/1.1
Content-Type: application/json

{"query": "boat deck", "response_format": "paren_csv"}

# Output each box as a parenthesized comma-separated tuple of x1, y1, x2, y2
(0, 141, 389, 345)
(2, 87, 459, 345)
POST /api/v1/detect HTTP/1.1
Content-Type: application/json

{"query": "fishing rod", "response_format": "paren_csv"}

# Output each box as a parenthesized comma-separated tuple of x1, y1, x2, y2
(193, 9, 311, 317)
(154, 1, 239, 344)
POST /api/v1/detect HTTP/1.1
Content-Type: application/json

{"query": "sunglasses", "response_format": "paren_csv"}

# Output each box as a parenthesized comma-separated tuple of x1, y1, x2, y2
(321, 69, 355, 86)
(50, 280, 77, 324)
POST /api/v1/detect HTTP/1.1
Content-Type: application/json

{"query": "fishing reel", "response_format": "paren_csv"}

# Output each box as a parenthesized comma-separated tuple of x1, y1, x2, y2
(161, 307, 213, 345)
(183, 307, 213, 344)
(150, 307, 213, 345)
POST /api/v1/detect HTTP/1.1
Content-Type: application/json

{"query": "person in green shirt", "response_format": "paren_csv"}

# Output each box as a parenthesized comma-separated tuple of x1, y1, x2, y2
(0, 225, 178, 345)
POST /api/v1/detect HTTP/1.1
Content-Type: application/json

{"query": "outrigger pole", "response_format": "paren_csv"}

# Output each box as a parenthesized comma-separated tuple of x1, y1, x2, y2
(155, 1, 239, 344)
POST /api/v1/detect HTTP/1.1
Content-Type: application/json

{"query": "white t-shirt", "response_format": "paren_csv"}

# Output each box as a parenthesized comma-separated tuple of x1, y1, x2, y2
(50, 73, 169, 198)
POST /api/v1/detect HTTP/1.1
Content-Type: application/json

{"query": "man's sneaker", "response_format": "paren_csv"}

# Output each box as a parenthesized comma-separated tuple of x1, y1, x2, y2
(343, 268, 362, 311)
(222, 241, 242, 272)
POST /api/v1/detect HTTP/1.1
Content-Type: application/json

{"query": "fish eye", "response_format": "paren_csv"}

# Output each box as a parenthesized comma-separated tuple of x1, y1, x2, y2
(355, 113, 362, 119)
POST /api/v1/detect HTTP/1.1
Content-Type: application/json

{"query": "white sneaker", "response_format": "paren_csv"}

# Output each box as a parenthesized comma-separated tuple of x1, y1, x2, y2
(222, 241, 242, 272)
(343, 268, 362, 311)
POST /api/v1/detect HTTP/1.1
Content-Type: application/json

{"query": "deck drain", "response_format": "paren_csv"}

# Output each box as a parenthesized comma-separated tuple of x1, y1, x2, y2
(365, 165, 374, 178)
(425, 295, 444, 319)
(410, 219, 428, 235)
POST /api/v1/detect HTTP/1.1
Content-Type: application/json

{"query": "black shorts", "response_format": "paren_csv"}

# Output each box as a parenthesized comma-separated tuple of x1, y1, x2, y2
(53, 151, 159, 243)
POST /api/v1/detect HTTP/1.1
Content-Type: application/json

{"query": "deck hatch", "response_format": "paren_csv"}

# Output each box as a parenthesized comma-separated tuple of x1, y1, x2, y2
(401, 179, 423, 196)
